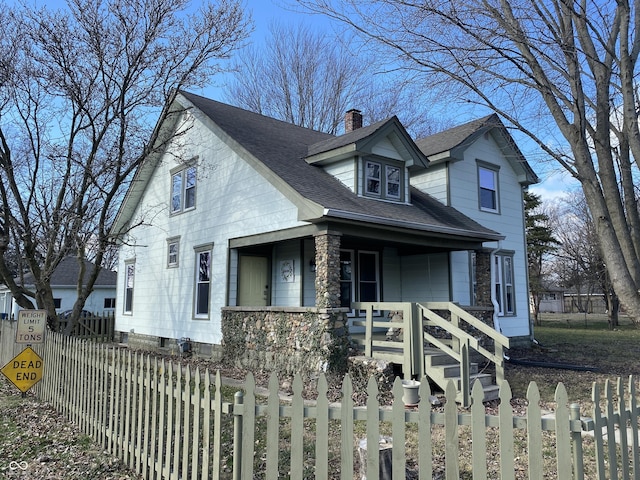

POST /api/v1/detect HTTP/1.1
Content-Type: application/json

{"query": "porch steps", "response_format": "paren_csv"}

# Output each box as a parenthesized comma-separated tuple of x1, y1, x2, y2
(424, 348, 500, 403)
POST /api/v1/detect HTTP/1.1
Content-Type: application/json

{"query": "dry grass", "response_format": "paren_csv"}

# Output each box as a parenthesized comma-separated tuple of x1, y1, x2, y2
(1, 313, 638, 479)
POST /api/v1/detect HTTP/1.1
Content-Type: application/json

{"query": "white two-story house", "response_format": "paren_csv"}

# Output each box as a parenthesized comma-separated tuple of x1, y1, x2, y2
(112, 92, 538, 397)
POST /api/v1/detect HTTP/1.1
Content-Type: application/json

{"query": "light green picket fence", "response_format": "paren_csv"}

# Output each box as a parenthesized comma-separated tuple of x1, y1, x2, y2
(1, 319, 640, 479)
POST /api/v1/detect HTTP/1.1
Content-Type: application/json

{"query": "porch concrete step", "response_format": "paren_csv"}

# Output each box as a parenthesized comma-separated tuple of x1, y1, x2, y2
(475, 384, 500, 402)
(424, 349, 459, 366)
(439, 363, 479, 378)
(425, 350, 500, 403)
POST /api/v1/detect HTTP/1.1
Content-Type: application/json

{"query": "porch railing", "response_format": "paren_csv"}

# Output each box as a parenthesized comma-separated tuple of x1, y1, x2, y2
(351, 302, 423, 379)
(352, 301, 511, 405)
(419, 302, 510, 405)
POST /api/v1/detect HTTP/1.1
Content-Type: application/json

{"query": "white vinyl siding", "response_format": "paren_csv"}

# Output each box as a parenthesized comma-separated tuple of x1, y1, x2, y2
(116, 114, 308, 344)
(415, 133, 530, 337)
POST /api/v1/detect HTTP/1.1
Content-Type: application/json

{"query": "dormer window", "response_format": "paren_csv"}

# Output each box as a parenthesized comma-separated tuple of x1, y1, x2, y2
(386, 166, 401, 199)
(365, 161, 381, 195)
(364, 159, 404, 201)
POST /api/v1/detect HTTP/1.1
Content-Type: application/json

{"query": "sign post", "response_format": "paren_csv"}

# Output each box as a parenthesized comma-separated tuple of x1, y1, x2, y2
(1, 309, 47, 395)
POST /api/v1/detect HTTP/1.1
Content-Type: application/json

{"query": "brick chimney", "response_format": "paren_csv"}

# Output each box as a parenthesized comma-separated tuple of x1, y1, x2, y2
(345, 109, 363, 133)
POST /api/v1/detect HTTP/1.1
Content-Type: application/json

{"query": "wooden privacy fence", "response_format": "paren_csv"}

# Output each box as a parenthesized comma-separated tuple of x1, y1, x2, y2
(56, 311, 115, 341)
(1, 311, 115, 342)
(2, 321, 640, 479)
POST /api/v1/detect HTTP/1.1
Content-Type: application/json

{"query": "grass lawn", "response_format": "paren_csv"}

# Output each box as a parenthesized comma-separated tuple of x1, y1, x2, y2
(505, 312, 640, 410)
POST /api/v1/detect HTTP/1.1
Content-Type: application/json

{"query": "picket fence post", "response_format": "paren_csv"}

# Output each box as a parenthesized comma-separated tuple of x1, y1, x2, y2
(233, 388, 244, 480)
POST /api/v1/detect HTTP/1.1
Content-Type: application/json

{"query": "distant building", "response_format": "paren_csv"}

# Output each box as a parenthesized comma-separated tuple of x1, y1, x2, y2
(0, 257, 117, 318)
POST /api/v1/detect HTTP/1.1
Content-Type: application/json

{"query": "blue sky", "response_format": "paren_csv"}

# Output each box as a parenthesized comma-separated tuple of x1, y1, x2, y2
(11, 0, 573, 203)
(206, 0, 576, 204)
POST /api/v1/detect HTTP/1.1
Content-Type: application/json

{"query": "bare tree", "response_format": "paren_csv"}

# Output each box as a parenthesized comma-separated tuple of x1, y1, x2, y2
(294, 0, 640, 323)
(225, 22, 442, 136)
(0, 0, 250, 332)
(553, 192, 620, 327)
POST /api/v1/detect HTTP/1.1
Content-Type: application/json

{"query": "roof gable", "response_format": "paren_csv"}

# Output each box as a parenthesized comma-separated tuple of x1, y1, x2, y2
(416, 114, 539, 186)
(306, 116, 429, 169)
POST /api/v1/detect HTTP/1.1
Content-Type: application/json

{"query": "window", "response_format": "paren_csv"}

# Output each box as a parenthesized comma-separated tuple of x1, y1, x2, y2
(171, 165, 197, 214)
(364, 159, 404, 201)
(365, 161, 381, 196)
(167, 237, 180, 267)
(124, 262, 135, 314)
(386, 166, 401, 199)
(358, 252, 379, 303)
(104, 298, 116, 309)
(494, 253, 515, 316)
(340, 249, 379, 313)
(194, 246, 212, 318)
(53, 298, 61, 309)
(340, 251, 354, 309)
(469, 252, 477, 306)
(478, 164, 499, 212)
(504, 256, 514, 314)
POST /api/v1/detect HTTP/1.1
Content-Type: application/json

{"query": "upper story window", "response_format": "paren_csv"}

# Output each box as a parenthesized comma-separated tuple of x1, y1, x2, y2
(478, 163, 500, 213)
(171, 165, 196, 214)
(364, 159, 403, 201)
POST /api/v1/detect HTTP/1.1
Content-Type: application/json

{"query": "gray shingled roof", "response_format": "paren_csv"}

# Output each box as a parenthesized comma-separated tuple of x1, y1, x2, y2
(178, 92, 503, 241)
(416, 115, 496, 157)
(22, 257, 117, 288)
(307, 116, 395, 157)
(416, 114, 539, 185)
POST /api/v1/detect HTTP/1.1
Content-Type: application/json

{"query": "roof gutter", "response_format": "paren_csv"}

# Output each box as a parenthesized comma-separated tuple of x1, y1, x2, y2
(322, 208, 504, 241)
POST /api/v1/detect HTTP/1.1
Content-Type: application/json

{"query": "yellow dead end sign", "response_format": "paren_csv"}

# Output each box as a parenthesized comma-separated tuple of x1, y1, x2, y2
(1, 347, 44, 393)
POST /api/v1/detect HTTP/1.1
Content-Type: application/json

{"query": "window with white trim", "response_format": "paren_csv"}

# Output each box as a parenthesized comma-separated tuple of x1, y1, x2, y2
(124, 262, 135, 314)
(478, 164, 499, 212)
(194, 246, 212, 318)
(167, 237, 180, 268)
(385, 165, 401, 199)
(364, 159, 404, 201)
(469, 251, 477, 306)
(171, 165, 197, 214)
(339, 250, 354, 309)
(494, 253, 515, 316)
(365, 161, 381, 196)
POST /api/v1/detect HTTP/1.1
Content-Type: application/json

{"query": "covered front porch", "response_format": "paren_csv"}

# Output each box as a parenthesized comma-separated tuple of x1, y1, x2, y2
(221, 300, 509, 406)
